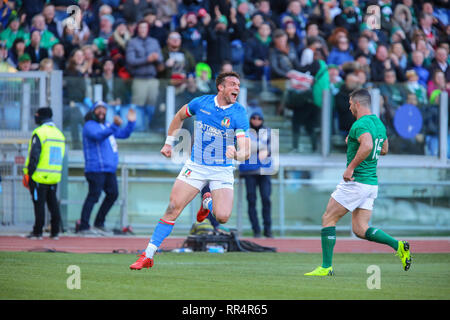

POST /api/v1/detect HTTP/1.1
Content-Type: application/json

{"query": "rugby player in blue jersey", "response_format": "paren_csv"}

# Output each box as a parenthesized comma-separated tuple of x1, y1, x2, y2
(130, 72, 250, 270)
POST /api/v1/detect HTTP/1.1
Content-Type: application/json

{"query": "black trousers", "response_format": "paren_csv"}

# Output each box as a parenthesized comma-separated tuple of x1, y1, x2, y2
(79, 172, 118, 230)
(29, 180, 61, 236)
(244, 174, 272, 235)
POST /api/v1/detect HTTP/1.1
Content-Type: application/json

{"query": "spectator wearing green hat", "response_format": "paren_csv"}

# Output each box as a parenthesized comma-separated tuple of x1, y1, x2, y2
(0, 14, 30, 50)
(17, 53, 32, 71)
(334, 0, 361, 41)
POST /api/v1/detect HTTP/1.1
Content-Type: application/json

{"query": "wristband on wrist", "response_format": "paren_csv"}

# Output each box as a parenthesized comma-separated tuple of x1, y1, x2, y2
(165, 135, 176, 146)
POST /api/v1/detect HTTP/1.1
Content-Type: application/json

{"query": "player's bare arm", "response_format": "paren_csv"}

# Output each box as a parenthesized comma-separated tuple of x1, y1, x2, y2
(161, 104, 190, 158)
(380, 138, 389, 156)
(226, 136, 251, 161)
(343, 132, 373, 182)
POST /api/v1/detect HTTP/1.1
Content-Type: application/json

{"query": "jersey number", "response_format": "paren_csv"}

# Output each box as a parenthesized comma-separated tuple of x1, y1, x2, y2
(372, 138, 384, 160)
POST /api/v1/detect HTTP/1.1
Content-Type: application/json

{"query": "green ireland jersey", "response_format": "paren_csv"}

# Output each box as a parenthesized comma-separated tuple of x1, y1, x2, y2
(346, 114, 387, 185)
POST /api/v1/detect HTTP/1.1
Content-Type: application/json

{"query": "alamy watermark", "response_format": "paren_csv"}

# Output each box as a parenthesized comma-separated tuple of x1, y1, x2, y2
(66, 265, 81, 290)
(366, 5, 381, 30)
(366, 265, 381, 290)
(63, 5, 82, 31)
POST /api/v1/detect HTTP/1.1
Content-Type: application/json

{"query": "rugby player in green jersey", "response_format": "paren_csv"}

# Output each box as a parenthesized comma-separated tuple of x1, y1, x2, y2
(305, 89, 411, 276)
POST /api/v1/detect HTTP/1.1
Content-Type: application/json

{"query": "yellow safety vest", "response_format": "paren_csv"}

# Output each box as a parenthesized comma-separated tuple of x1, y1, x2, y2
(24, 122, 66, 184)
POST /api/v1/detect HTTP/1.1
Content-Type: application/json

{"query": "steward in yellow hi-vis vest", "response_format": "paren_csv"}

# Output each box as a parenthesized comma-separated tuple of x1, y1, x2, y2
(22, 107, 65, 239)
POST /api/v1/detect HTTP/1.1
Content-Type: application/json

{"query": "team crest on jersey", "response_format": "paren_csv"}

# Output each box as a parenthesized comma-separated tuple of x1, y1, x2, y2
(182, 169, 192, 178)
(221, 117, 230, 128)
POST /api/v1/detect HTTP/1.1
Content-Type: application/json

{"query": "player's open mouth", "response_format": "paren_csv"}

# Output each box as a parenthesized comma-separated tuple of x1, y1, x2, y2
(231, 92, 238, 99)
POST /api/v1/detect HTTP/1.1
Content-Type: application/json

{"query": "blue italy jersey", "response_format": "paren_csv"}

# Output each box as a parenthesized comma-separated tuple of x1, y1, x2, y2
(186, 95, 249, 166)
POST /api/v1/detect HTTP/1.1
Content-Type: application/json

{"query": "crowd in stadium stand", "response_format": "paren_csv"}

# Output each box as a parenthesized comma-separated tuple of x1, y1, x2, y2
(0, 0, 448, 155)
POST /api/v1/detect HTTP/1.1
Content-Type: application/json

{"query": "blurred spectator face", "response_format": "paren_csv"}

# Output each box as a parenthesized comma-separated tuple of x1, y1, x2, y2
(259, 23, 271, 39)
(306, 24, 319, 37)
(285, 22, 296, 37)
(99, 4, 112, 18)
(411, 51, 424, 66)
(40, 59, 53, 72)
(100, 16, 113, 33)
(258, 1, 270, 14)
(402, 0, 412, 7)
(144, 12, 157, 25)
(137, 22, 149, 38)
(391, 43, 404, 57)
(288, 1, 301, 16)
(167, 32, 182, 50)
(391, 31, 403, 43)
(127, 22, 137, 35)
(420, 14, 433, 29)
(406, 71, 419, 83)
(79, 0, 89, 11)
(375, 46, 388, 62)
(0, 46, 7, 60)
(422, 2, 433, 14)
(433, 71, 445, 88)
(221, 62, 233, 73)
(32, 15, 46, 31)
(9, 19, 20, 32)
(43, 5, 55, 22)
(103, 60, 114, 74)
(384, 70, 396, 84)
(94, 106, 107, 122)
(83, 46, 94, 61)
(251, 14, 264, 29)
(356, 70, 367, 85)
(14, 41, 25, 55)
(274, 33, 288, 48)
(186, 74, 197, 91)
(356, 55, 368, 66)
(345, 73, 360, 90)
(30, 30, 41, 47)
(115, 23, 127, 35)
(435, 47, 448, 64)
(19, 59, 31, 71)
(238, 1, 249, 15)
(73, 50, 85, 66)
(328, 68, 339, 82)
(186, 13, 198, 27)
(52, 43, 64, 58)
(337, 37, 349, 51)
(357, 36, 369, 51)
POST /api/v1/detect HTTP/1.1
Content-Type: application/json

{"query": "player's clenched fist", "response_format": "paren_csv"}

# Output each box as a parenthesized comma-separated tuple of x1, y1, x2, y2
(226, 145, 236, 159)
(161, 144, 172, 158)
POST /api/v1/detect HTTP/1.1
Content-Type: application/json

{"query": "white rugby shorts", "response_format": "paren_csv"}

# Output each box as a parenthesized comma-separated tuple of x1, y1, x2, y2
(331, 180, 378, 212)
(177, 159, 234, 191)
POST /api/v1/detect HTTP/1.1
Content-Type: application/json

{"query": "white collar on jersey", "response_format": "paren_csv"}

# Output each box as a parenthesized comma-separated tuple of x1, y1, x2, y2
(214, 95, 233, 110)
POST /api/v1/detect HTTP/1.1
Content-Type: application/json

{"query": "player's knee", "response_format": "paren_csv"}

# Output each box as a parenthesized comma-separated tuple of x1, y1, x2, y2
(213, 211, 231, 224)
(165, 200, 182, 218)
(352, 223, 367, 239)
(322, 211, 336, 227)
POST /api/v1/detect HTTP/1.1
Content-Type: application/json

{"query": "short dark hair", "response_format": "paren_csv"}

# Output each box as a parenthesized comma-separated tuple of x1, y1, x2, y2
(215, 71, 240, 90)
(36, 107, 53, 119)
(349, 88, 371, 107)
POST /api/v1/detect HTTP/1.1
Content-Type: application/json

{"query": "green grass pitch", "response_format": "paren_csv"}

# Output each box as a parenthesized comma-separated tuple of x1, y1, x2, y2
(0, 251, 449, 300)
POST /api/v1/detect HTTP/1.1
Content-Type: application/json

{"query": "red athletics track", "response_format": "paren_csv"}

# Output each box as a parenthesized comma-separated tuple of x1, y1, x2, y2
(0, 236, 449, 253)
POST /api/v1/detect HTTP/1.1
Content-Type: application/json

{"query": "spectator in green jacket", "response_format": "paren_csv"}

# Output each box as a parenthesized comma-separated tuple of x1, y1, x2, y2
(30, 14, 59, 51)
(0, 14, 30, 49)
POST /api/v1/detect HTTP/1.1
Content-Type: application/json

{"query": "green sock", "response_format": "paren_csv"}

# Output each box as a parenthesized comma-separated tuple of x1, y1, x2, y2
(365, 227, 398, 251)
(321, 226, 336, 268)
